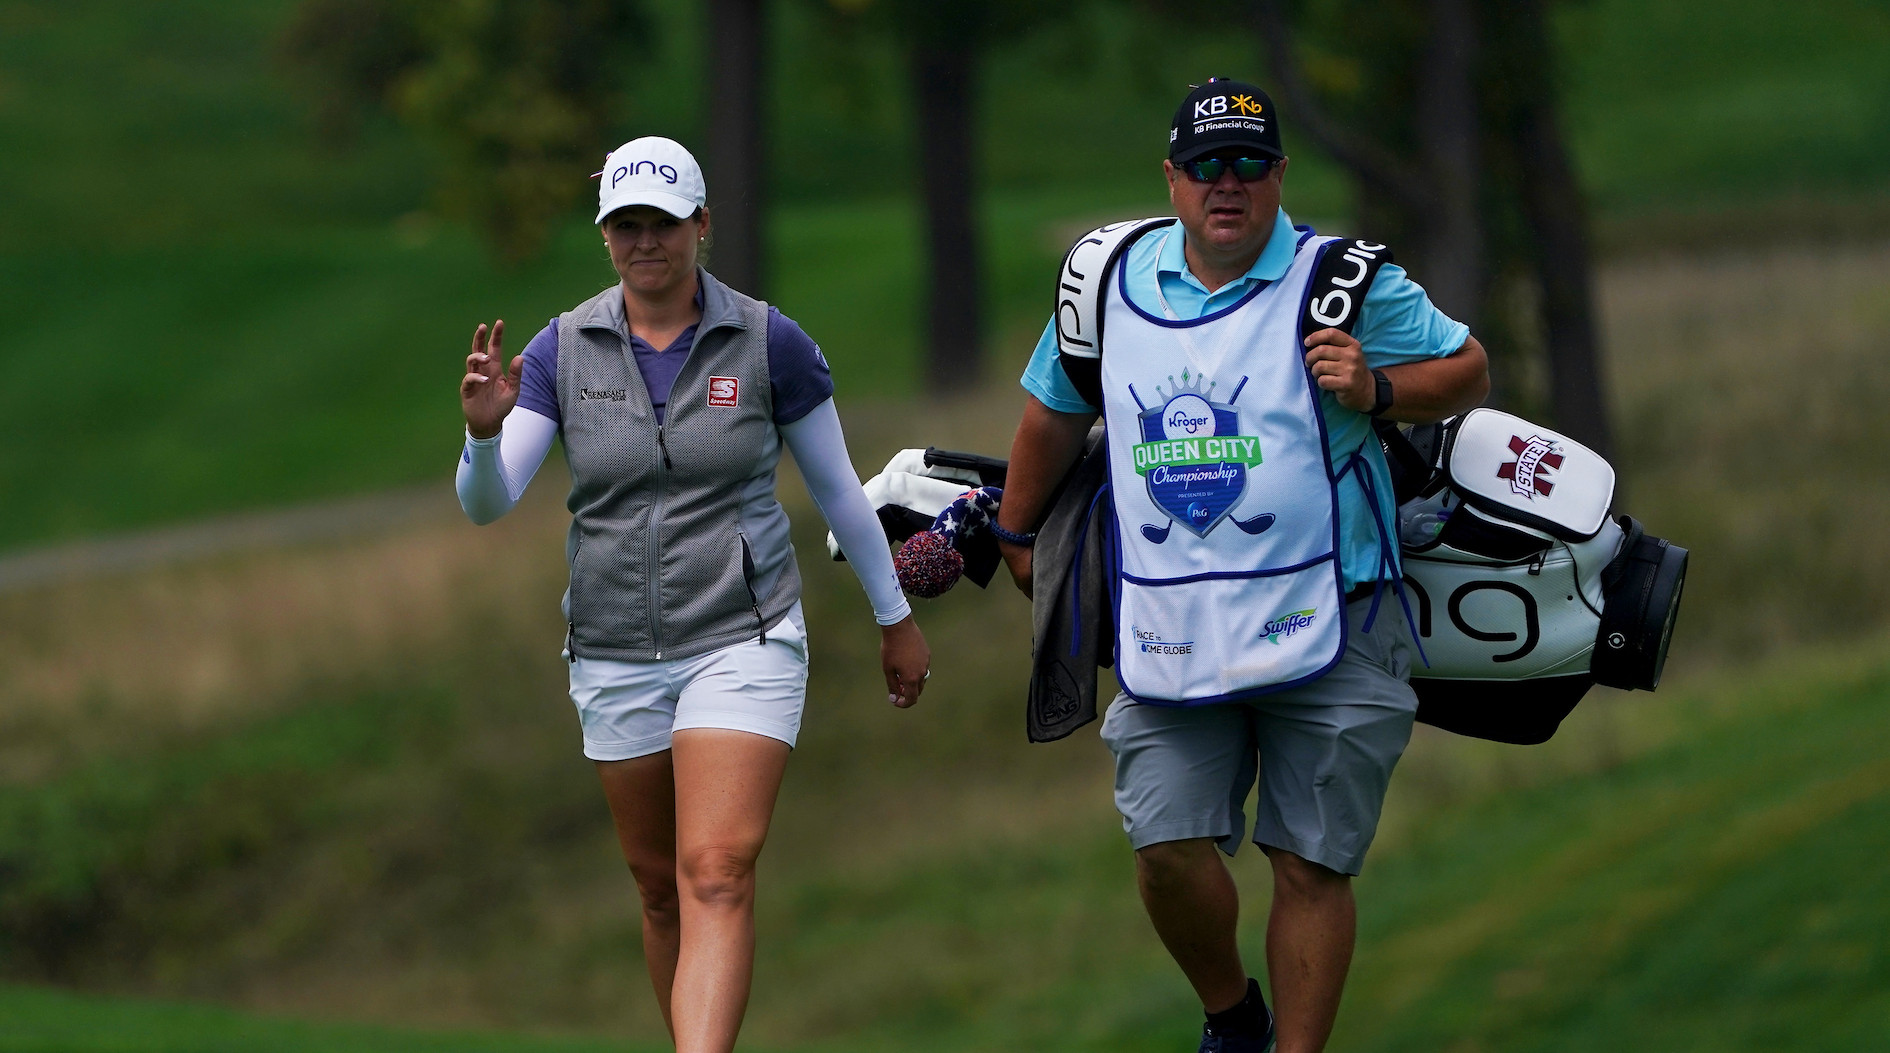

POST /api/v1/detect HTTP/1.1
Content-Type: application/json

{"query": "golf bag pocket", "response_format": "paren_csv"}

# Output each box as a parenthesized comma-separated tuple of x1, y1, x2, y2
(1402, 517, 1618, 683)
(1444, 408, 1615, 541)
(1115, 560, 1346, 704)
(1592, 516, 1688, 691)
(1402, 521, 1615, 745)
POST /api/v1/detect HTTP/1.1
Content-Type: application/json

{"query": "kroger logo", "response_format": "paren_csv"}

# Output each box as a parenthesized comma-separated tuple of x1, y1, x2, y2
(1165, 409, 1211, 434)
(1262, 608, 1316, 645)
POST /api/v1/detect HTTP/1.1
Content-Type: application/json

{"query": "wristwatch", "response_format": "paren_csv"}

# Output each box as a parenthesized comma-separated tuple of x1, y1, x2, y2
(1367, 369, 1394, 417)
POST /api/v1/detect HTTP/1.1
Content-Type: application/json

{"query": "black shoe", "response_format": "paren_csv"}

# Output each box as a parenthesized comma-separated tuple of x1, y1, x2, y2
(1197, 1019, 1276, 1053)
(1197, 990, 1275, 1052)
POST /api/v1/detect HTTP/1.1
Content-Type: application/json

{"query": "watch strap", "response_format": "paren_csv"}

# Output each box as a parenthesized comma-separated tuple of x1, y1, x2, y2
(1368, 369, 1394, 417)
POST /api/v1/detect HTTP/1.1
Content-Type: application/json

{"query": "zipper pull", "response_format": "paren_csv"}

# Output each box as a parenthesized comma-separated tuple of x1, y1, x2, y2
(1528, 550, 1547, 576)
(657, 425, 673, 470)
(565, 621, 578, 663)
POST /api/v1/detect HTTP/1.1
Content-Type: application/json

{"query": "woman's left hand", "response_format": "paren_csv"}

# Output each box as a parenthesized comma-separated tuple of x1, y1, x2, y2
(880, 615, 930, 708)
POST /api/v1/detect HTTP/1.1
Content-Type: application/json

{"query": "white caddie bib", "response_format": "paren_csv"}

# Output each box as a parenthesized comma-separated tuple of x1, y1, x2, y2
(1101, 235, 1352, 703)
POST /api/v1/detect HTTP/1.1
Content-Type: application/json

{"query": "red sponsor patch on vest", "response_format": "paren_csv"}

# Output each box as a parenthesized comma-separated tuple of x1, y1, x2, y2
(707, 376, 739, 407)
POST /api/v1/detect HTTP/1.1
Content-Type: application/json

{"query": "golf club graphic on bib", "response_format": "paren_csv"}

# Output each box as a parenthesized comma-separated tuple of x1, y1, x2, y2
(1130, 370, 1274, 544)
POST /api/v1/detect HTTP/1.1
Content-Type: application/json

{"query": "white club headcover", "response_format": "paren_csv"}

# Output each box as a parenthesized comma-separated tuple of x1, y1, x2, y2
(827, 468, 976, 560)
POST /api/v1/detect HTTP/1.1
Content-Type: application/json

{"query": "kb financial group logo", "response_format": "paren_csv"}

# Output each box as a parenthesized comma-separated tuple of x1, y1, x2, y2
(1191, 92, 1267, 134)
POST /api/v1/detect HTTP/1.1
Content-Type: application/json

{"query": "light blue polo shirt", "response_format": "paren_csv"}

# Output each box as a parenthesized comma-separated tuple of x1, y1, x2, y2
(1020, 209, 1470, 590)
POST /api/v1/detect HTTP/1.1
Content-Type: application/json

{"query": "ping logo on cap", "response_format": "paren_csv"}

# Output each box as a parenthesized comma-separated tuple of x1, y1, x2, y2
(611, 161, 679, 187)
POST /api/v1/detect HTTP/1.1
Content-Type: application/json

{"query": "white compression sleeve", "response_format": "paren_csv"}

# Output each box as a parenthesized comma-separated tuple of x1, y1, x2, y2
(454, 407, 558, 525)
(781, 399, 912, 626)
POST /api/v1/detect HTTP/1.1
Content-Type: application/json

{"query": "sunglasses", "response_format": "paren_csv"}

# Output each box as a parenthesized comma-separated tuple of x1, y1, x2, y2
(1180, 156, 1279, 183)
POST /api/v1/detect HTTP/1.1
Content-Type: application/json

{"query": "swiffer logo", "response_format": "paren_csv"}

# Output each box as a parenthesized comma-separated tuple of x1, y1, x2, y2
(1498, 434, 1564, 499)
(1262, 609, 1316, 645)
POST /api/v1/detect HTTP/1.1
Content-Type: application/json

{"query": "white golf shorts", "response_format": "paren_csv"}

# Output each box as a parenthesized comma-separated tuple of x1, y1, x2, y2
(567, 602, 809, 761)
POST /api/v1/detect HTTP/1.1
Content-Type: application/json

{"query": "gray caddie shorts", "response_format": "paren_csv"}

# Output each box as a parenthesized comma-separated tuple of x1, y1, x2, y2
(1099, 594, 1418, 876)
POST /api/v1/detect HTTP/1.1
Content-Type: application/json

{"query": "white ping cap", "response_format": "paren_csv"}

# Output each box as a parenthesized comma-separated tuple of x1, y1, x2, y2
(594, 136, 706, 223)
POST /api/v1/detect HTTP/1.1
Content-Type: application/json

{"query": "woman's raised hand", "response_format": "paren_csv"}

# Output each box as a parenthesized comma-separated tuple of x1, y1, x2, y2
(461, 320, 523, 439)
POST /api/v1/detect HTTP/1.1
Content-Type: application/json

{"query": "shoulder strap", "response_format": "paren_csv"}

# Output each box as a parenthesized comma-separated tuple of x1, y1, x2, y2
(1297, 236, 1392, 340)
(1294, 236, 1436, 502)
(1054, 217, 1172, 409)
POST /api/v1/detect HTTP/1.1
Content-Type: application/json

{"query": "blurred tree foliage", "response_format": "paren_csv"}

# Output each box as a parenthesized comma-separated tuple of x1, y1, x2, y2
(1238, 0, 1612, 451)
(815, 0, 1068, 393)
(281, 0, 648, 263)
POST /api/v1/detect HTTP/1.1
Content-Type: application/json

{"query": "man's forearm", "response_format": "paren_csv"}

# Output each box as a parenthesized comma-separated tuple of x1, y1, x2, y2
(1000, 397, 1098, 535)
(1381, 336, 1491, 424)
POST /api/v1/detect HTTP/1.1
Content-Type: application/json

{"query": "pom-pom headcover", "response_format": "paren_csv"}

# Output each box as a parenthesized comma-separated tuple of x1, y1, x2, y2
(893, 486, 1003, 598)
(894, 531, 963, 598)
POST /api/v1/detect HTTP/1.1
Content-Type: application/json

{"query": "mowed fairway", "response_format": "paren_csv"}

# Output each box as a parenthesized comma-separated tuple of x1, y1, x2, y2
(4, 640, 1887, 1052)
(1336, 654, 1890, 1053)
(0, 983, 646, 1053)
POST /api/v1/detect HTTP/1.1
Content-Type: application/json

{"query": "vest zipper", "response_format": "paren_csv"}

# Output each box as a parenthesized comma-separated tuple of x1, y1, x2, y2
(657, 424, 673, 469)
(650, 437, 666, 660)
(739, 533, 766, 645)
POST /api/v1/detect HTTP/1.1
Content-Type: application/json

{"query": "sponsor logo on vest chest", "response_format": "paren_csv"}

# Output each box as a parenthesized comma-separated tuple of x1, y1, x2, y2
(1262, 608, 1317, 645)
(1129, 370, 1269, 540)
(707, 376, 740, 407)
(579, 387, 627, 402)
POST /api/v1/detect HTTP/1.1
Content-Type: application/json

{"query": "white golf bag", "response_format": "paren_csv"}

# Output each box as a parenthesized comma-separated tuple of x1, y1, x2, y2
(1387, 408, 1688, 743)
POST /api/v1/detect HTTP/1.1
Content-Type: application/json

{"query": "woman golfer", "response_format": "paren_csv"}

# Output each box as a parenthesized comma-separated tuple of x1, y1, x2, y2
(455, 136, 928, 1052)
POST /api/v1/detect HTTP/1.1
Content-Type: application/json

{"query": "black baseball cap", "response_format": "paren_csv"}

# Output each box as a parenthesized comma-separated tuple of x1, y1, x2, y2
(1169, 78, 1283, 163)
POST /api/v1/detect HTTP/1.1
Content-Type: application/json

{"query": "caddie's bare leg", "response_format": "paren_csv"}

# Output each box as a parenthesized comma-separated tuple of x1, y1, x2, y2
(1135, 837, 1251, 1013)
(1265, 849, 1354, 1053)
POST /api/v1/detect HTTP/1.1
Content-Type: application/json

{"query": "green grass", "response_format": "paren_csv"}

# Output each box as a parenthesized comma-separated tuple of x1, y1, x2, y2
(0, 982, 647, 1053)
(3, 512, 1888, 1052)
(1561, 0, 1890, 213)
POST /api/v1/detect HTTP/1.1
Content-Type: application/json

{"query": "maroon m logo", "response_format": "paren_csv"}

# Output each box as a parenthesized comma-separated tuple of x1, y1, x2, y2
(1497, 434, 1564, 498)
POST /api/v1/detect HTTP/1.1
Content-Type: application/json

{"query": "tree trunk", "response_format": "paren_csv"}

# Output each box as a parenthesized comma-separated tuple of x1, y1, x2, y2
(1511, 0, 1613, 457)
(910, 31, 982, 394)
(704, 0, 766, 296)
(1411, 0, 1484, 328)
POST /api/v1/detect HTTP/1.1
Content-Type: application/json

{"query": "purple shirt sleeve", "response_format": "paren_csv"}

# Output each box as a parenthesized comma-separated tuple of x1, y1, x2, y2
(516, 319, 561, 426)
(767, 308, 834, 425)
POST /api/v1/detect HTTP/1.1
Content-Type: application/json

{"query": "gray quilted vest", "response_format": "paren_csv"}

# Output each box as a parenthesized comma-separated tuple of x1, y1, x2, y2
(556, 268, 801, 661)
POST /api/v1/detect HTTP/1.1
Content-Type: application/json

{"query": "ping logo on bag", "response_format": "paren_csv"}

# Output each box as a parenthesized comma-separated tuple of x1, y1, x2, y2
(1498, 434, 1564, 499)
(707, 376, 739, 407)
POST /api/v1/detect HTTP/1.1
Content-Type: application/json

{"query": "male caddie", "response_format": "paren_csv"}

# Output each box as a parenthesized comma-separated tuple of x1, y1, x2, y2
(992, 79, 1489, 1052)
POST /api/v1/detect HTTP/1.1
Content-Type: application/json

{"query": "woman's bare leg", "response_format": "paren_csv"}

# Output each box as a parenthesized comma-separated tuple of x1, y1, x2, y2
(596, 752, 681, 1037)
(668, 728, 791, 1053)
